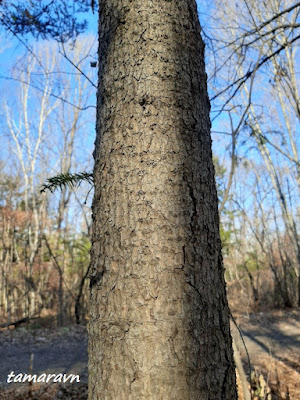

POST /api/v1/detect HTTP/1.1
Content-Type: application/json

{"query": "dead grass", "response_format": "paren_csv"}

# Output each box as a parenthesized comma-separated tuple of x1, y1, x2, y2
(254, 355, 300, 400)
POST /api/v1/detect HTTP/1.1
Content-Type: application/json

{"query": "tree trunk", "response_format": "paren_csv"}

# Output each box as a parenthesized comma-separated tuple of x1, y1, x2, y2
(89, 1, 237, 399)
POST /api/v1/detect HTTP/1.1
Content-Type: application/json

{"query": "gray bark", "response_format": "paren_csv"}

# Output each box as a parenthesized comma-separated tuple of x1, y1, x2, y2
(89, 1, 237, 399)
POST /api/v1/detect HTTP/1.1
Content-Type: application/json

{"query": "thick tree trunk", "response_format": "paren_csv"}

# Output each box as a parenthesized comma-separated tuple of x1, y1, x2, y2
(89, 1, 237, 399)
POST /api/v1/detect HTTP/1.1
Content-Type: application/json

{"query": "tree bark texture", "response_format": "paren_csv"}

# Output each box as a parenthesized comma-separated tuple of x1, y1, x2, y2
(89, 0, 237, 399)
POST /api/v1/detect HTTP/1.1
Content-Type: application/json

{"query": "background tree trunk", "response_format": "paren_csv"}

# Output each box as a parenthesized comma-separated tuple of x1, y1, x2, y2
(89, 0, 237, 399)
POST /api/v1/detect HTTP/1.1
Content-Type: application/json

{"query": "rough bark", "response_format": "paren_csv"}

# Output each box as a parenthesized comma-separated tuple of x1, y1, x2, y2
(89, 1, 237, 399)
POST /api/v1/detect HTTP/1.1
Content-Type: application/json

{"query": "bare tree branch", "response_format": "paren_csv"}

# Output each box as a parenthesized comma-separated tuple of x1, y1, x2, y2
(0, 74, 96, 111)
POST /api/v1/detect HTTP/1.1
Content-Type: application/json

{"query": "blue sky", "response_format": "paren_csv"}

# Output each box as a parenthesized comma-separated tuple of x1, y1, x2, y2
(0, 1, 209, 76)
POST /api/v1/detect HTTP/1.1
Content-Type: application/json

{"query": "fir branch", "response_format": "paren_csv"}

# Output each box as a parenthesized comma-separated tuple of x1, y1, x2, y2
(41, 171, 93, 193)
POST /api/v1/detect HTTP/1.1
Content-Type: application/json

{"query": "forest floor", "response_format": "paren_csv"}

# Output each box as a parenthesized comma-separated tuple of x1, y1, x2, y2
(0, 310, 299, 399)
(232, 309, 300, 399)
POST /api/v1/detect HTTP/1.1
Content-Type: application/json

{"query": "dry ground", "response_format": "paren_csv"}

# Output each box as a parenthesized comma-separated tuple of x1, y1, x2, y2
(0, 310, 299, 399)
(233, 309, 300, 400)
